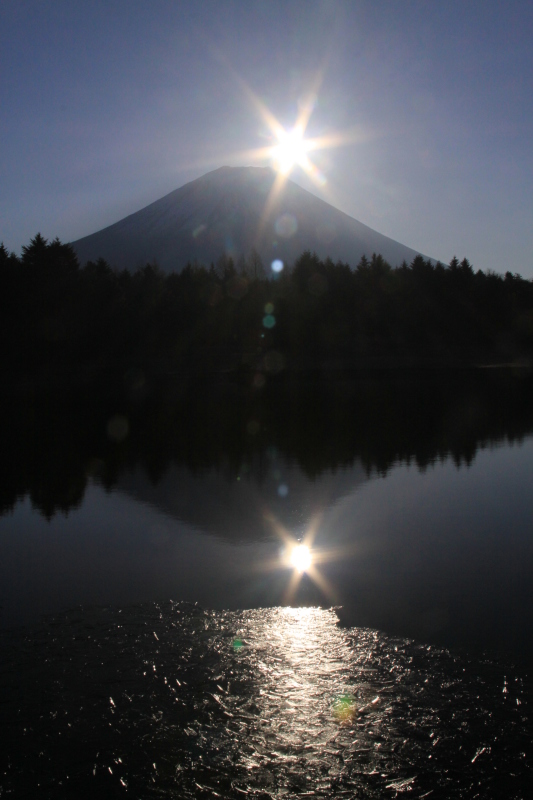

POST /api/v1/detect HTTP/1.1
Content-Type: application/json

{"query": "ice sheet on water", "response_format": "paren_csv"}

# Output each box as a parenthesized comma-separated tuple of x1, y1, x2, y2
(0, 601, 531, 798)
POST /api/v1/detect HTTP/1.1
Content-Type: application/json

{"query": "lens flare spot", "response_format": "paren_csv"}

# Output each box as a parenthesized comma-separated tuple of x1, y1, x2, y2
(274, 213, 298, 238)
(107, 415, 129, 443)
(278, 483, 289, 498)
(233, 638, 244, 652)
(192, 223, 207, 239)
(290, 543, 311, 572)
(332, 693, 357, 724)
(263, 314, 276, 329)
(246, 420, 261, 436)
(263, 350, 285, 374)
(264, 302, 274, 314)
(333, 694, 357, 725)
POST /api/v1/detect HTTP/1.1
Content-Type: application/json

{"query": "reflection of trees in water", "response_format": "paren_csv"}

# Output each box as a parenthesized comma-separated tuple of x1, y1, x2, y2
(1, 370, 532, 519)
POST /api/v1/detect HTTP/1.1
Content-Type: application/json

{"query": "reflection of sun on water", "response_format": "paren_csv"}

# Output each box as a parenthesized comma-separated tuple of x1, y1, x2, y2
(261, 509, 338, 605)
(241, 606, 362, 772)
(289, 543, 312, 573)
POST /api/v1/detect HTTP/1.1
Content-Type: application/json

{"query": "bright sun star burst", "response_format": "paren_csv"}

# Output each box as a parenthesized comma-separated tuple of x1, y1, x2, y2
(290, 543, 312, 573)
(271, 126, 311, 175)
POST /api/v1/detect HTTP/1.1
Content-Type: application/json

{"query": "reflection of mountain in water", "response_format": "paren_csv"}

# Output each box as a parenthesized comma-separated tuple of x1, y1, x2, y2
(116, 459, 368, 542)
(2, 370, 533, 523)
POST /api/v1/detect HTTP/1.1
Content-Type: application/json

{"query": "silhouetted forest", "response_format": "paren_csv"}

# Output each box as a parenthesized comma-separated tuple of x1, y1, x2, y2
(2, 234, 533, 379)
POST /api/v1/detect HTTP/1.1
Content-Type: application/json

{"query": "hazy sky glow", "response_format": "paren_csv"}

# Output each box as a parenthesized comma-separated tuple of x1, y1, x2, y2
(1, 0, 532, 275)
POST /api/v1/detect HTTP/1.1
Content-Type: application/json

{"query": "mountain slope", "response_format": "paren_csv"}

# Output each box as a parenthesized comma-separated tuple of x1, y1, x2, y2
(72, 166, 434, 272)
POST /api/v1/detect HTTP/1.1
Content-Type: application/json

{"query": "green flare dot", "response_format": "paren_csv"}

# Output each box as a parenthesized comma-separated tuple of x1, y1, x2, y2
(332, 694, 357, 721)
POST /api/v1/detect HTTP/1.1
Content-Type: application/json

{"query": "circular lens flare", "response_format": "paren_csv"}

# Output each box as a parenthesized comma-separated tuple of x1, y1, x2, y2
(332, 693, 357, 724)
(290, 544, 312, 573)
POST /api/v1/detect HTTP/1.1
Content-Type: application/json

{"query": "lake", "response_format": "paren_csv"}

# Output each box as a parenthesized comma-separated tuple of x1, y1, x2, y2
(1, 370, 532, 797)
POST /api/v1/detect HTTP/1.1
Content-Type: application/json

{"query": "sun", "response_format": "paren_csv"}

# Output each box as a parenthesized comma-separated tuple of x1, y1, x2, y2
(289, 543, 312, 573)
(271, 126, 311, 175)
(217, 70, 358, 190)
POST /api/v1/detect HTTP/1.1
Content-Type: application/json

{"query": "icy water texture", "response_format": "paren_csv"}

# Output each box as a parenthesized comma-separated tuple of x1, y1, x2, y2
(1, 603, 530, 799)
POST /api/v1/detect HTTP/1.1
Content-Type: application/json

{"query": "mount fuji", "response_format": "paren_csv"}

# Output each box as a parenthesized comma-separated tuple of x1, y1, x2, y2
(72, 166, 434, 272)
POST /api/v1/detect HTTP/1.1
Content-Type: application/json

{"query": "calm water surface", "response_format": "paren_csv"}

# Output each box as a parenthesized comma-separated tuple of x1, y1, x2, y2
(1, 373, 532, 797)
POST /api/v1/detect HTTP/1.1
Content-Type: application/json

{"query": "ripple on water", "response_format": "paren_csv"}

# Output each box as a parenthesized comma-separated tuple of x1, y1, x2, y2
(0, 603, 531, 798)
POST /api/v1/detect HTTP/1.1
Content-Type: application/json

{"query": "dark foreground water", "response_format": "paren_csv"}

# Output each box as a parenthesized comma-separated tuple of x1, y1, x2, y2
(1, 371, 533, 797)
(1, 603, 531, 799)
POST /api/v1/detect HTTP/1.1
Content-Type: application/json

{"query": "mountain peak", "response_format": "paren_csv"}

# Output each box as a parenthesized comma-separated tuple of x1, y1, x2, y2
(72, 168, 433, 272)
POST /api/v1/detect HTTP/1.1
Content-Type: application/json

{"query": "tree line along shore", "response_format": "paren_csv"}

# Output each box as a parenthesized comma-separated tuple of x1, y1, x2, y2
(2, 233, 533, 380)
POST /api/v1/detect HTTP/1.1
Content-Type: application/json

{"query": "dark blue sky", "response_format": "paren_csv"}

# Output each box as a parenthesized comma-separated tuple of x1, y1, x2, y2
(1, 0, 532, 275)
